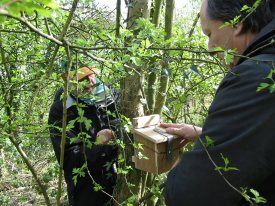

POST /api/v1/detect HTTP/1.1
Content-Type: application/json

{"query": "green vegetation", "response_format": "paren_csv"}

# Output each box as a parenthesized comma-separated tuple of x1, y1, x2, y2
(0, 0, 227, 205)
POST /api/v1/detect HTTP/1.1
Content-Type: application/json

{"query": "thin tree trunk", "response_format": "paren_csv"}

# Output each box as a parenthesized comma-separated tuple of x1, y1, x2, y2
(154, 0, 174, 114)
(116, 0, 121, 37)
(164, 0, 174, 39)
(147, 0, 164, 114)
(152, 0, 164, 26)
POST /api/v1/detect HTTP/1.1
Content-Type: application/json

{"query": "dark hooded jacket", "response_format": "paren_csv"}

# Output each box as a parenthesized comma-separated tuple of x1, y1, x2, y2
(48, 87, 120, 206)
(165, 19, 275, 206)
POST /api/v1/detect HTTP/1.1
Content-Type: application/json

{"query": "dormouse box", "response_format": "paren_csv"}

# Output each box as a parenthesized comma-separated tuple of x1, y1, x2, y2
(132, 115, 183, 174)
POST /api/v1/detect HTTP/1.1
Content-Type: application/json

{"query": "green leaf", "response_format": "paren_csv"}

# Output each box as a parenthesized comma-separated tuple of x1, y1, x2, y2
(77, 107, 85, 118)
(257, 83, 270, 92)
(93, 183, 103, 191)
(6, 2, 22, 17)
(0, 16, 7, 23)
(141, 38, 150, 48)
(250, 188, 267, 203)
(39, 0, 59, 9)
(72, 163, 87, 186)
(215, 153, 240, 172)
(241, 5, 250, 12)
(67, 119, 76, 130)
(269, 84, 275, 93)
(224, 49, 236, 65)
(250, 189, 259, 197)
(203, 136, 214, 148)
(130, 57, 142, 66)
(35, 7, 52, 17)
(266, 68, 275, 80)
(221, 154, 229, 166)
(83, 118, 92, 130)
(211, 46, 223, 52)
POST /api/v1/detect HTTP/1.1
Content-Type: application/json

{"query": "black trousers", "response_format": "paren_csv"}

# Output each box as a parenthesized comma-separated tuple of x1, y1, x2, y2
(63, 145, 117, 206)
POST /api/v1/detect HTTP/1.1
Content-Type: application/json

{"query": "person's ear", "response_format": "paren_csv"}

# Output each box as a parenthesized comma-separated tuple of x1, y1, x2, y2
(233, 22, 244, 36)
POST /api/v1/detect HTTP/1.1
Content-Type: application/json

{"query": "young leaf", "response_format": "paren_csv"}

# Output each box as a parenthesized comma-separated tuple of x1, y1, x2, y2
(203, 136, 214, 148)
(257, 83, 270, 92)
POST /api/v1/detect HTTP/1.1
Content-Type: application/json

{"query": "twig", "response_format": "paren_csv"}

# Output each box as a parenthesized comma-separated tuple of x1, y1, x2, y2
(83, 51, 142, 76)
(56, 39, 72, 206)
(188, 122, 256, 206)
(0, 10, 62, 45)
(188, 13, 200, 38)
(135, 182, 166, 206)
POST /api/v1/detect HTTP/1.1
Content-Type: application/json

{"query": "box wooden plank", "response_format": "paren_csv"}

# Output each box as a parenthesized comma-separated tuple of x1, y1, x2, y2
(133, 126, 168, 143)
(133, 128, 183, 174)
(132, 114, 184, 174)
(132, 114, 160, 129)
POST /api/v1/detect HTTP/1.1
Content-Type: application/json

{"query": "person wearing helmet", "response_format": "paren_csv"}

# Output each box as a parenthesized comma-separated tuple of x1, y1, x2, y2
(49, 66, 120, 206)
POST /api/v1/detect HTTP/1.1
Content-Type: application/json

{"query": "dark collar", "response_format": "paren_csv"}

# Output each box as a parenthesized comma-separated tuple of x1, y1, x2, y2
(237, 18, 275, 65)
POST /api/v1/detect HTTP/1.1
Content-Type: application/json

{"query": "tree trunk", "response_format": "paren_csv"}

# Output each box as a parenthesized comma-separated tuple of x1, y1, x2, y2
(116, 0, 152, 204)
(154, 0, 174, 114)
(116, 0, 121, 37)
(147, 0, 164, 114)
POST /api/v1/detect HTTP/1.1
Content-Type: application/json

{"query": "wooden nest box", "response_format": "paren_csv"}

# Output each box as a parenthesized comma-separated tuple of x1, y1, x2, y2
(132, 115, 182, 174)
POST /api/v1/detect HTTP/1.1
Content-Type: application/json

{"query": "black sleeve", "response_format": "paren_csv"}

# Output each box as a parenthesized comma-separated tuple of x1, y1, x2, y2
(165, 61, 275, 206)
(48, 88, 75, 161)
(48, 96, 64, 162)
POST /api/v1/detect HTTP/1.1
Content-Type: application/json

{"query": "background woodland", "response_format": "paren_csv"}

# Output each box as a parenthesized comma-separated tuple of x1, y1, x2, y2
(0, 0, 225, 205)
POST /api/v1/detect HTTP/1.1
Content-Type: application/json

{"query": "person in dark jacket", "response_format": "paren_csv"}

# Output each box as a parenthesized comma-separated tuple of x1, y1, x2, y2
(162, 0, 275, 205)
(48, 66, 120, 206)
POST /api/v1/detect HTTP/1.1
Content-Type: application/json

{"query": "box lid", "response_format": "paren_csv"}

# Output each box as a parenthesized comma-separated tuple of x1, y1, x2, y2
(133, 126, 177, 143)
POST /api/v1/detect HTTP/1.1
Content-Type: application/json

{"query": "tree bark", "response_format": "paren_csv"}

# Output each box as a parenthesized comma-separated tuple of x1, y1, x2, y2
(116, 0, 121, 37)
(117, 0, 152, 203)
(147, 0, 164, 114)
(154, 0, 174, 114)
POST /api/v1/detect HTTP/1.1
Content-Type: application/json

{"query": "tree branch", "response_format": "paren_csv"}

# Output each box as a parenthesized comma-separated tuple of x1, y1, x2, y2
(83, 51, 142, 76)
(0, 10, 63, 45)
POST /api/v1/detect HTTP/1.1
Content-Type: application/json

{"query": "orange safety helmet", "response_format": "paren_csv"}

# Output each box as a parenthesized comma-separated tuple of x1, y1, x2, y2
(61, 66, 98, 81)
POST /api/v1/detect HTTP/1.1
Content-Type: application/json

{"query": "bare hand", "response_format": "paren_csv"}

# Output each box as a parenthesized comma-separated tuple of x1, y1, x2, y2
(159, 123, 202, 141)
(96, 129, 115, 144)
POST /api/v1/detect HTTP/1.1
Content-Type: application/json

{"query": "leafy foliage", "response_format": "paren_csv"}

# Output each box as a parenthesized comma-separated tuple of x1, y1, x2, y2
(0, 0, 225, 205)
(215, 153, 239, 172)
(241, 187, 267, 204)
(257, 68, 275, 93)
(0, 0, 58, 17)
